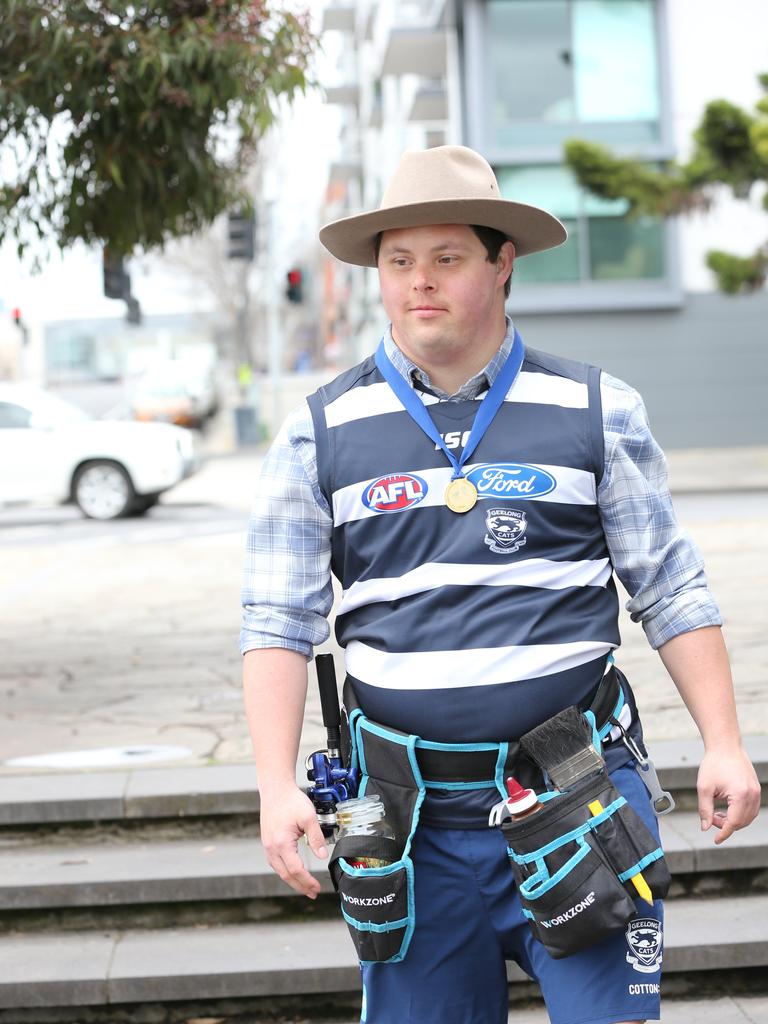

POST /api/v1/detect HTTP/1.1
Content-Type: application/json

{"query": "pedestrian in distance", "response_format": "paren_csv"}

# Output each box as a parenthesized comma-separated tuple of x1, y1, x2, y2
(241, 145, 761, 1024)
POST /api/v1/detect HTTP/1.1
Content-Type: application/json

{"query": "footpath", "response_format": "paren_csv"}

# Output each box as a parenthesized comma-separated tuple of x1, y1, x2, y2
(2, 441, 767, 770)
(0, 435, 767, 1023)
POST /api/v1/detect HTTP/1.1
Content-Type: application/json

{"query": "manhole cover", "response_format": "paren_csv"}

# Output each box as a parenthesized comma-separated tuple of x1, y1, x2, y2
(5, 745, 194, 769)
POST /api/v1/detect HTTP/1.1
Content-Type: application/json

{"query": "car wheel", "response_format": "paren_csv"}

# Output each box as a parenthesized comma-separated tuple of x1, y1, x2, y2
(73, 461, 135, 520)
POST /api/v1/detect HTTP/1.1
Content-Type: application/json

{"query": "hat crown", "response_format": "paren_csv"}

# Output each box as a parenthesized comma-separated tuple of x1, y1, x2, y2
(380, 145, 500, 210)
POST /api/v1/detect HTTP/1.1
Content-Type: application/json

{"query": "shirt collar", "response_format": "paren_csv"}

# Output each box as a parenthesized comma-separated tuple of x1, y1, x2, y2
(382, 318, 517, 401)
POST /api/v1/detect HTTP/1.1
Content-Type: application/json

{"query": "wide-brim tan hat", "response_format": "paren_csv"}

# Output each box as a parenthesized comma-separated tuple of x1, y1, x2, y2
(320, 145, 566, 268)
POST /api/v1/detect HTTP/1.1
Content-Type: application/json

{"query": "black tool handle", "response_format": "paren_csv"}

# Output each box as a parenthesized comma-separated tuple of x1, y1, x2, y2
(315, 654, 341, 751)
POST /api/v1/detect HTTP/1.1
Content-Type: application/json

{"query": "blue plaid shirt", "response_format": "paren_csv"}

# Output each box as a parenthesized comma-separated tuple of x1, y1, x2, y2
(241, 322, 721, 657)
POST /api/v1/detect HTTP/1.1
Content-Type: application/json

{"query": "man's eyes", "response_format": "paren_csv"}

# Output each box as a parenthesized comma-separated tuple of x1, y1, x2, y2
(389, 255, 460, 266)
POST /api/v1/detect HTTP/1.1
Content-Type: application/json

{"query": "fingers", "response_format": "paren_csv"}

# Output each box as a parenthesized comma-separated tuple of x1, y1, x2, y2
(712, 791, 761, 846)
(698, 779, 715, 834)
(264, 831, 323, 898)
(702, 801, 748, 844)
(697, 751, 762, 845)
(260, 794, 330, 899)
(275, 841, 324, 898)
(699, 783, 761, 845)
(711, 808, 736, 845)
(279, 815, 330, 898)
(304, 815, 330, 860)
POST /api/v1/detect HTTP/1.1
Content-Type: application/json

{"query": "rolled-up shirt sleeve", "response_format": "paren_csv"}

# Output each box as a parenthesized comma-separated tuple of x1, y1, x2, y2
(240, 401, 334, 658)
(598, 373, 722, 650)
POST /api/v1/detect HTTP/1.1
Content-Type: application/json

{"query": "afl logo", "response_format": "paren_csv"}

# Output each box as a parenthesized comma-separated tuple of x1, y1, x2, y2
(362, 473, 428, 513)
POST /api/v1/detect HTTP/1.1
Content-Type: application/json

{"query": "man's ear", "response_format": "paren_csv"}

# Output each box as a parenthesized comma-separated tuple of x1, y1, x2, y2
(498, 240, 515, 282)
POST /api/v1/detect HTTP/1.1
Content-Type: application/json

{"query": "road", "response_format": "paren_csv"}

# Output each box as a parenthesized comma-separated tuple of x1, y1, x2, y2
(1, 451, 766, 774)
(0, 500, 247, 549)
(3, 490, 765, 546)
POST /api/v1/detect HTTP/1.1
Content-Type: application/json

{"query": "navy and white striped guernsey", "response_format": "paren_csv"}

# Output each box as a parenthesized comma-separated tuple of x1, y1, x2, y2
(307, 343, 625, 827)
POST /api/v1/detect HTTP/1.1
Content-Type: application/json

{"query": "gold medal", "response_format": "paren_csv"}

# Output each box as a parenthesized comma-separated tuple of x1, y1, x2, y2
(445, 476, 478, 514)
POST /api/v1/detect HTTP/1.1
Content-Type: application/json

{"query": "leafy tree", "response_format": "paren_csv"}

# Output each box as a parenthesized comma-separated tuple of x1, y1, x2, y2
(0, 0, 314, 259)
(564, 74, 768, 294)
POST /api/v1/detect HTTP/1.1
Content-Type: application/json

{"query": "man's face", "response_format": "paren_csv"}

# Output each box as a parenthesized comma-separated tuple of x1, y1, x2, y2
(377, 223, 514, 368)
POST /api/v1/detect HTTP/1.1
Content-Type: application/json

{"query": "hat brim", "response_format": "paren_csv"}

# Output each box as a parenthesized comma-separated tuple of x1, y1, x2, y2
(319, 198, 567, 267)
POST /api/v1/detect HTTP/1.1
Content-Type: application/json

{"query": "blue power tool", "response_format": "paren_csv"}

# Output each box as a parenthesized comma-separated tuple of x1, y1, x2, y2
(305, 654, 359, 839)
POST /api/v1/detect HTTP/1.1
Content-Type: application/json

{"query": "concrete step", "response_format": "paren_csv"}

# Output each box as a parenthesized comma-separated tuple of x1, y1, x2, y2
(0, 835, 306, 910)
(339, 996, 768, 1024)
(1, 735, 767, 827)
(0, 894, 766, 1009)
(661, 810, 768, 873)
(2, 813, 767, 912)
(0, 763, 260, 827)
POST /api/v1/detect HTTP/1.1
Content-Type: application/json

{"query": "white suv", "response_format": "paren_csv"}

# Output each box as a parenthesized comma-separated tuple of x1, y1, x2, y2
(0, 384, 199, 520)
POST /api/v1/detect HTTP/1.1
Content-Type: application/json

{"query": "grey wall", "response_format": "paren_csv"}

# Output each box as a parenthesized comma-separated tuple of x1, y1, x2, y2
(515, 291, 768, 450)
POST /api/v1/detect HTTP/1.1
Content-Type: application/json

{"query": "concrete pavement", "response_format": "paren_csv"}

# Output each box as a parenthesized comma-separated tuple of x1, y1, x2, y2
(1, 435, 767, 776)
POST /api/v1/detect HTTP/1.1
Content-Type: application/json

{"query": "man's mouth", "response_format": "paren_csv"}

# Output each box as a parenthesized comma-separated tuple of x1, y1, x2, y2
(410, 306, 445, 316)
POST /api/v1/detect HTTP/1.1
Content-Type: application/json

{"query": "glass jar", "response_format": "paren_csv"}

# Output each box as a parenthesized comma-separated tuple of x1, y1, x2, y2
(335, 794, 396, 868)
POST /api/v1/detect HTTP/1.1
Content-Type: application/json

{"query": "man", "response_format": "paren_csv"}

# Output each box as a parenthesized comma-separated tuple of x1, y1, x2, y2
(242, 146, 760, 1024)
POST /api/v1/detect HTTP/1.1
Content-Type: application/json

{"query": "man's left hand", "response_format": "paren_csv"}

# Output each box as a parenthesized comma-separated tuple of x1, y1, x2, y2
(697, 746, 761, 844)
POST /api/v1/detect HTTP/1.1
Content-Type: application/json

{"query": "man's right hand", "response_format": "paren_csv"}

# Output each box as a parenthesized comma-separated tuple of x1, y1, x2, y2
(259, 785, 329, 899)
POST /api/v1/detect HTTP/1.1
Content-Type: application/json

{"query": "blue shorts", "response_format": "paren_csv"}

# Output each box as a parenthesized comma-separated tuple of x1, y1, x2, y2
(360, 763, 663, 1024)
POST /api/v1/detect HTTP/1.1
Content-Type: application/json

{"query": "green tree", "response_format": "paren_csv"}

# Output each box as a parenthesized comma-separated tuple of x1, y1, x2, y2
(0, 0, 314, 259)
(564, 74, 768, 294)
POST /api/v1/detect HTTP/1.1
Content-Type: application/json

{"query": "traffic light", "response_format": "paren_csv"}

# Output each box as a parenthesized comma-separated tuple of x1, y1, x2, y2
(227, 211, 255, 261)
(286, 267, 303, 303)
(103, 249, 131, 300)
(10, 307, 29, 345)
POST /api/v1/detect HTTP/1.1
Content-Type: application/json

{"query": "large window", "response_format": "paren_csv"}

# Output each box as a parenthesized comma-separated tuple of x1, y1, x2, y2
(497, 165, 665, 284)
(463, 0, 674, 301)
(47, 334, 96, 377)
(487, 0, 661, 150)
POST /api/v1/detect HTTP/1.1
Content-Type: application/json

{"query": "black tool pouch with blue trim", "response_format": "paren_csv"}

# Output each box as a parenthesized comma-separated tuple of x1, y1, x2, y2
(502, 769, 670, 959)
(329, 702, 424, 964)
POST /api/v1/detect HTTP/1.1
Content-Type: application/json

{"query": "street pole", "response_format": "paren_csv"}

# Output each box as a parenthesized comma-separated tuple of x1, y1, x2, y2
(233, 256, 260, 446)
(239, 273, 251, 370)
(266, 201, 283, 439)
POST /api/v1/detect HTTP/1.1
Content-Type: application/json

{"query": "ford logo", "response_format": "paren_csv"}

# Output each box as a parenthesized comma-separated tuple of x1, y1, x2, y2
(466, 463, 556, 500)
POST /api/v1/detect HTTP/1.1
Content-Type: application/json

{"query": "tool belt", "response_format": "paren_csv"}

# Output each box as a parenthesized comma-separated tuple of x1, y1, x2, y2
(329, 666, 663, 964)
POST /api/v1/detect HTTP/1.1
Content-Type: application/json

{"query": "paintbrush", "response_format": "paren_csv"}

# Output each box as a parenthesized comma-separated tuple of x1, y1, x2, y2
(520, 705, 605, 791)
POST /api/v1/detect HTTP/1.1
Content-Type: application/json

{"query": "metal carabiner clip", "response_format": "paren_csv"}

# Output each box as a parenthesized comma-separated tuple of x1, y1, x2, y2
(613, 719, 676, 817)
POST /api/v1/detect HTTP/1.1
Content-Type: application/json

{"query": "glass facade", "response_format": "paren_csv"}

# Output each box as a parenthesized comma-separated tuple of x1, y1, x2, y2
(488, 0, 661, 149)
(471, 0, 670, 293)
(497, 164, 665, 285)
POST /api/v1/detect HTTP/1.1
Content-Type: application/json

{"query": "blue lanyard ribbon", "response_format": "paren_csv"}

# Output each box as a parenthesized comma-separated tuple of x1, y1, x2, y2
(374, 329, 525, 480)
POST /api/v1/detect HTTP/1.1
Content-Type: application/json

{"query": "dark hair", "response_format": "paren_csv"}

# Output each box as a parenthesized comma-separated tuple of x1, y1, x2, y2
(374, 224, 514, 297)
(470, 225, 514, 298)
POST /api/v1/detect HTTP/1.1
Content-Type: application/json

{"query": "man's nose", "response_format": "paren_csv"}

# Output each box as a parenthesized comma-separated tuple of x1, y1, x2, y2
(412, 264, 435, 291)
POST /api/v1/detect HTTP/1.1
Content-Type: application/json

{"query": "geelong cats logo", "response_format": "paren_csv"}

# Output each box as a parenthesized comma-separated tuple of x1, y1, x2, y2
(484, 508, 527, 554)
(625, 918, 663, 973)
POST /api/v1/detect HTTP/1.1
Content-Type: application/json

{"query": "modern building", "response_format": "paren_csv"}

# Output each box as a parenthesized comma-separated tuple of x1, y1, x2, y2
(320, 0, 768, 448)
